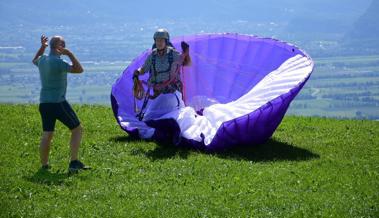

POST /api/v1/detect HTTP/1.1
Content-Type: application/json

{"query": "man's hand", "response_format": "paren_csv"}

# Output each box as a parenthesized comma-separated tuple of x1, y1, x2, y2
(56, 46, 83, 73)
(56, 47, 71, 56)
(133, 68, 146, 80)
(133, 69, 140, 78)
(41, 35, 48, 48)
(33, 35, 48, 65)
(181, 41, 189, 54)
(181, 41, 191, 66)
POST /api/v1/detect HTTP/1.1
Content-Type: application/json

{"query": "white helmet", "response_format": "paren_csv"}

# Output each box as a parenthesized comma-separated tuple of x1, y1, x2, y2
(153, 29, 170, 41)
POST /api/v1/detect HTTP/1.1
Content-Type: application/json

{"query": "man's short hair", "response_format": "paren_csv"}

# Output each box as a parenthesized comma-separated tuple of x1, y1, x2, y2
(49, 36, 64, 49)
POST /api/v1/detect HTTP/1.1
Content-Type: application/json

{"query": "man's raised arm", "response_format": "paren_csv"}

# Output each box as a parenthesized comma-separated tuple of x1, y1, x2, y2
(32, 35, 48, 65)
(57, 47, 84, 73)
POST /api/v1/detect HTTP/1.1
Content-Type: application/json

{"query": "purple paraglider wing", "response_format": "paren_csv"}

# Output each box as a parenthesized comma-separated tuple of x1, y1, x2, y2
(111, 33, 314, 151)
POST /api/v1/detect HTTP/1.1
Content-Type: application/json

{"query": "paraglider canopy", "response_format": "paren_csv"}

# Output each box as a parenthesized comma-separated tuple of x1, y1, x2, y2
(111, 33, 313, 151)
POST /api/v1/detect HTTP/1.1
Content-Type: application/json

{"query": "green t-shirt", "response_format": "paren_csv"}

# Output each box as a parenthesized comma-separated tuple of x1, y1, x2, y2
(34, 53, 71, 103)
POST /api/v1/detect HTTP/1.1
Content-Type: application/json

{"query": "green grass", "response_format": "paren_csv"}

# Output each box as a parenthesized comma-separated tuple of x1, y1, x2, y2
(0, 104, 378, 217)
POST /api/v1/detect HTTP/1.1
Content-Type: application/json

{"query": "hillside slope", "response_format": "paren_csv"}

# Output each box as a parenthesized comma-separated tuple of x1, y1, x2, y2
(0, 104, 378, 217)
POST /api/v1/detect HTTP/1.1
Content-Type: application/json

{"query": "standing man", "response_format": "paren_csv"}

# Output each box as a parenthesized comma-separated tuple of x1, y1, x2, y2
(132, 29, 191, 142)
(133, 29, 191, 121)
(32, 35, 89, 173)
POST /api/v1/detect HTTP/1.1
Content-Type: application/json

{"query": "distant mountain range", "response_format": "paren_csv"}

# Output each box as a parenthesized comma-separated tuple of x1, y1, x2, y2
(0, 0, 371, 25)
(347, 0, 379, 39)
(0, 0, 376, 49)
(339, 1, 379, 54)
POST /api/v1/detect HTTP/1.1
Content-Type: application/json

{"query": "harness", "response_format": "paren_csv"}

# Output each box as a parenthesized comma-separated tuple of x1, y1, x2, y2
(135, 47, 182, 121)
(150, 47, 174, 85)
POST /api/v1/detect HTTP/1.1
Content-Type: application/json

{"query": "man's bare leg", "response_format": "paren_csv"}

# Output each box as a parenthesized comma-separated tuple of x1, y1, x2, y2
(70, 125, 82, 161)
(40, 131, 54, 166)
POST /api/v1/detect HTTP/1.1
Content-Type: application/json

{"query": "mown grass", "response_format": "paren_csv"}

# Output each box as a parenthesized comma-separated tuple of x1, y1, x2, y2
(0, 104, 378, 217)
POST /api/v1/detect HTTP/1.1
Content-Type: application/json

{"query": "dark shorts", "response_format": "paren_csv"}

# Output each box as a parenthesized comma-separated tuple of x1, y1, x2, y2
(39, 101, 80, 131)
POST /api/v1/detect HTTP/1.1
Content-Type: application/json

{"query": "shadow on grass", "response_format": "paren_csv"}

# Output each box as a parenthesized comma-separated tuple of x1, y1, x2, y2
(112, 135, 319, 162)
(26, 168, 70, 186)
(215, 139, 320, 162)
(110, 135, 192, 160)
(139, 142, 192, 160)
(110, 135, 141, 143)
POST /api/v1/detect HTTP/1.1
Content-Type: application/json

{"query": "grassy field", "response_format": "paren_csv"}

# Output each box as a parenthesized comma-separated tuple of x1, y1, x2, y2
(0, 104, 378, 217)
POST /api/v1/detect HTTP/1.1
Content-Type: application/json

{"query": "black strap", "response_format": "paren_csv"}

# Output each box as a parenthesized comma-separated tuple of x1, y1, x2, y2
(136, 86, 151, 121)
(151, 48, 174, 84)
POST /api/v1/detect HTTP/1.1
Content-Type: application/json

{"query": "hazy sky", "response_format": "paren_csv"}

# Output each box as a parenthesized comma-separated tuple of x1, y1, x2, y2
(0, 0, 372, 25)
